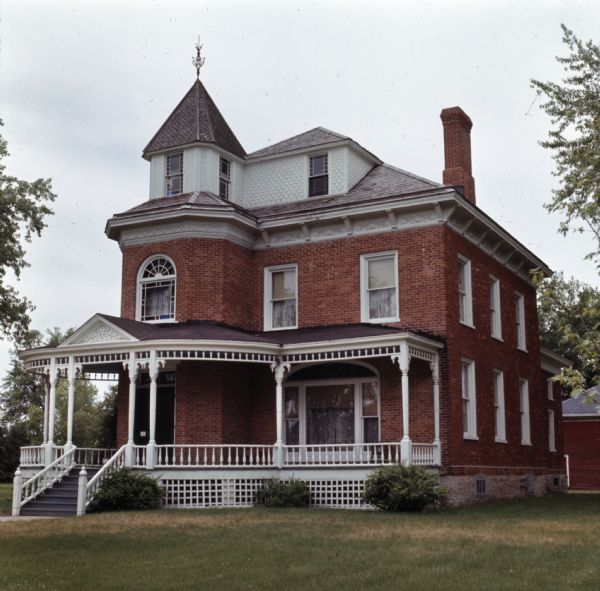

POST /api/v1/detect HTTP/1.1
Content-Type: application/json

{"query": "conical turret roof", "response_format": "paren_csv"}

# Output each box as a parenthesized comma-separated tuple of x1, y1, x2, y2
(143, 79, 246, 159)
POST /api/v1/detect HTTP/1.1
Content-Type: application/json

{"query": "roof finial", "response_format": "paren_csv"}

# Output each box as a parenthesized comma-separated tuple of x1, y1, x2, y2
(192, 36, 205, 80)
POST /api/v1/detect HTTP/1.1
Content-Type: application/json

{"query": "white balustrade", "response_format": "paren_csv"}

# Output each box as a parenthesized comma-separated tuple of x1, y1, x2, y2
(283, 442, 403, 466)
(19, 447, 76, 507)
(74, 448, 116, 467)
(133, 445, 147, 467)
(19, 446, 46, 466)
(154, 445, 275, 468)
(84, 445, 127, 509)
(412, 443, 438, 466)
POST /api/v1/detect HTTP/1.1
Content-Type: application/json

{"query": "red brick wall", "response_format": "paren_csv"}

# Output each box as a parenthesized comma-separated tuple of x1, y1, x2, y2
(563, 418, 600, 489)
(443, 227, 549, 473)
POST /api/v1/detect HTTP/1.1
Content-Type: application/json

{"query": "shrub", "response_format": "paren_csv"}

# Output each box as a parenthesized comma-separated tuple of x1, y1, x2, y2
(363, 464, 442, 512)
(255, 478, 310, 508)
(89, 469, 163, 512)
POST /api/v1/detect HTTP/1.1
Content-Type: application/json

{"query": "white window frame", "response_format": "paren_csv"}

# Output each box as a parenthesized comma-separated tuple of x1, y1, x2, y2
(360, 251, 399, 323)
(493, 369, 506, 443)
(490, 275, 502, 340)
(264, 264, 298, 331)
(461, 358, 478, 439)
(219, 156, 231, 200)
(165, 152, 183, 197)
(519, 378, 531, 445)
(135, 255, 176, 323)
(283, 376, 381, 446)
(547, 378, 554, 400)
(548, 409, 556, 452)
(308, 153, 329, 197)
(458, 255, 474, 327)
(515, 292, 527, 351)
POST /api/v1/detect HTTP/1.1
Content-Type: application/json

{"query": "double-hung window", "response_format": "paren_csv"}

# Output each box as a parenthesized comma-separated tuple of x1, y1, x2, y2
(493, 370, 506, 443)
(308, 154, 328, 197)
(264, 265, 298, 330)
(219, 157, 231, 199)
(461, 359, 477, 439)
(515, 292, 527, 350)
(458, 255, 473, 326)
(548, 409, 556, 452)
(166, 153, 183, 196)
(519, 378, 531, 445)
(547, 378, 554, 400)
(360, 251, 399, 323)
(490, 275, 502, 339)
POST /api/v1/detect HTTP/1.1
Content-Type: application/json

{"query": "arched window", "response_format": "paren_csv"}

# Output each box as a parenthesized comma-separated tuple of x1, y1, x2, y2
(137, 256, 176, 322)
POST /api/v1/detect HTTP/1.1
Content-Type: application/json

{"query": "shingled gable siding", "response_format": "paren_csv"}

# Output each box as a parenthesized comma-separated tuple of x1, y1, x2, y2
(443, 228, 552, 474)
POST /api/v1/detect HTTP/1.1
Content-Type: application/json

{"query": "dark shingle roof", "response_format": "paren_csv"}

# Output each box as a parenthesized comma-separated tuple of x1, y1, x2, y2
(115, 192, 236, 217)
(143, 80, 246, 159)
(249, 164, 441, 219)
(98, 314, 441, 346)
(248, 127, 348, 159)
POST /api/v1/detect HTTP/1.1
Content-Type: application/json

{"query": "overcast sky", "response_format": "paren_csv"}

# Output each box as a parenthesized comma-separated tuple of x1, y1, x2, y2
(1, 0, 599, 382)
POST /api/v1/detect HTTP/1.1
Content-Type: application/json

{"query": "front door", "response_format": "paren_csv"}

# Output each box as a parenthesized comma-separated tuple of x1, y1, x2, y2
(133, 383, 175, 445)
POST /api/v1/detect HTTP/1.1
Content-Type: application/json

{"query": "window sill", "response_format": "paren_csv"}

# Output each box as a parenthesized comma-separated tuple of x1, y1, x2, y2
(521, 441, 532, 447)
(264, 325, 299, 332)
(550, 448, 557, 453)
(495, 438, 507, 444)
(139, 318, 176, 324)
(463, 435, 479, 441)
(459, 321, 476, 330)
(491, 335, 503, 342)
(517, 346, 528, 353)
(364, 316, 400, 324)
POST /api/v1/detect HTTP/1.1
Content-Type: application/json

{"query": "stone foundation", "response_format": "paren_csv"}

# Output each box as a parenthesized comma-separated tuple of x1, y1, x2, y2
(441, 473, 568, 506)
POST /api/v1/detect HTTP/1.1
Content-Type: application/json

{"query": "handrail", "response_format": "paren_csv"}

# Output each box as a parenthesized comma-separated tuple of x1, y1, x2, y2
(20, 447, 76, 506)
(84, 445, 127, 507)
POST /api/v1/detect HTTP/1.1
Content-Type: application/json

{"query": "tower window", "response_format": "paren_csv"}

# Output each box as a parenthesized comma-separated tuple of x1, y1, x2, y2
(166, 153, 183, 196)
(219, 157, 231, 199)
(309, 154, 328, 197)
(137, 256, 176, 322)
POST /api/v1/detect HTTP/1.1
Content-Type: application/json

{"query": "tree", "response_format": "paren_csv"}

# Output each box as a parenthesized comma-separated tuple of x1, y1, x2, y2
(0, 122, 56, 344)
(531, 25, 600, 267)
(536, 272, 600, 399)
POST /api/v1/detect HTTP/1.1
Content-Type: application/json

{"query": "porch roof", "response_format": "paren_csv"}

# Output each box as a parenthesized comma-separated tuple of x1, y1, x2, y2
(19, 312, 444, 376)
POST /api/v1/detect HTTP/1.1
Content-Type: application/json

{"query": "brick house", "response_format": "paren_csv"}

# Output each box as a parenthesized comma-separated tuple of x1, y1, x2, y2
(14, 71, 570, 514)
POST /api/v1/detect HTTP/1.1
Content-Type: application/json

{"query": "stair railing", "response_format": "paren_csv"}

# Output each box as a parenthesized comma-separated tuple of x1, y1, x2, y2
(15, 446, 76, 514)
(78, 444, 127, 515)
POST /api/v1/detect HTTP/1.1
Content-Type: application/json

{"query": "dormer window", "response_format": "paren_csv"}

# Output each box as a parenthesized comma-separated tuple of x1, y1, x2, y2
(309, 154, 328, 197)
(166, 153, 183, 196)
(219, 157, 231, 200)
(137, 256, 176, 322)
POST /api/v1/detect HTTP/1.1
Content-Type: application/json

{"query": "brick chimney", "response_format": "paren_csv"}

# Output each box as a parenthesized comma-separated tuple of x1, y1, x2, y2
(440, 106, 476, 203)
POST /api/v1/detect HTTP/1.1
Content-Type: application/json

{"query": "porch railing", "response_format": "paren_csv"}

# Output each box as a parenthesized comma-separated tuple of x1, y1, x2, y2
(74, 448, 116, 467)
(19, 446, 46, 466)
(17, 447, 76, 511)
(283, 443, 402, 466)
(148, 444, 275, 468)
(412, 443, 437, 466)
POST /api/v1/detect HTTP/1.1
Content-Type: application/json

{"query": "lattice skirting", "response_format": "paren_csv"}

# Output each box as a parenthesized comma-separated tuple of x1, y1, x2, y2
(161, 477, 369, 509)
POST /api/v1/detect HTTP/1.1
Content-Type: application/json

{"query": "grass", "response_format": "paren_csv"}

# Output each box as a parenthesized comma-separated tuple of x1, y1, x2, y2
(0, 483, 12, 515)
(0, 494, 598, 590)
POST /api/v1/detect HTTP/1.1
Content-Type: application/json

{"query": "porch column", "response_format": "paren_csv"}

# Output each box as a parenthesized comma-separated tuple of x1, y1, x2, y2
(42, 377, 50, 445)
(271, 360, 291, 468)
(430, 354, 441, 466)
(146, 350, 159, 470)
(44, 359, 58, 466)
(392, 343, 412, 464)
(125, 352, 138, 468)
(65, 357, 79, 449)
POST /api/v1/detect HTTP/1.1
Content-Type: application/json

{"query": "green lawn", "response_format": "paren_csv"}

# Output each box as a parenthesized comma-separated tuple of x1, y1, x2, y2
(0, 494, 598, 591)
(0, 484, 12, 515)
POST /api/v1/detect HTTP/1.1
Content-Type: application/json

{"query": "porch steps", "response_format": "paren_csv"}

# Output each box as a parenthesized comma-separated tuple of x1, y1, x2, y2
(20, 466, 100, 517)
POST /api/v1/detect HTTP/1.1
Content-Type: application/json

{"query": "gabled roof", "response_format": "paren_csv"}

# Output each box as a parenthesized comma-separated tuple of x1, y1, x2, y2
(143, 80, 246, 160)
(248, 127, 349, 159)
